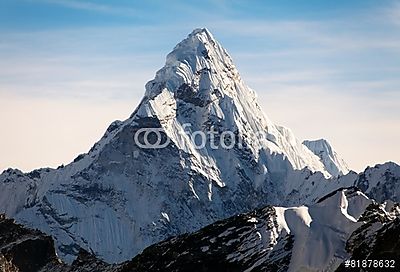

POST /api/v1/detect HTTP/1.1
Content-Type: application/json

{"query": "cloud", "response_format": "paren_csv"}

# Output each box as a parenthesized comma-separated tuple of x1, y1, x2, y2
(0, 25, 182, 100)
(37, 0, 143, 17)
(211, 18, 400, 52)
(382, 0, 400, 26)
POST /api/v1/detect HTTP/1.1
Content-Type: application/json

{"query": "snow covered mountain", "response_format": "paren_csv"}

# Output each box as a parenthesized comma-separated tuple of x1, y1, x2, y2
(1, 188, 398, 272)
(355, 162, 400, 202)
(303, 139, 349, 177)
(128, 188, 400, 272)
(0, 28, 399, 265)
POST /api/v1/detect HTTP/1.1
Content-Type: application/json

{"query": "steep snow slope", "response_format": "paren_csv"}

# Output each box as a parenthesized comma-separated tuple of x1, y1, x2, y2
(127, 188, 399, 272)
(303, 139, 349, 177)
(336, 200, 400, 271)
(274, 189, 370, 271)
(0, 28, 396, 264)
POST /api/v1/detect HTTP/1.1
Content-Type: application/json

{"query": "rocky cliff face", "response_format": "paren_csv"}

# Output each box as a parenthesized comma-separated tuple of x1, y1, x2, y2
(0, 214, 58, 272)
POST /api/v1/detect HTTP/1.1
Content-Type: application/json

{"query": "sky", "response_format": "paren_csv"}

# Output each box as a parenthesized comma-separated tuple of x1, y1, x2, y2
(0, 0, 399, 173)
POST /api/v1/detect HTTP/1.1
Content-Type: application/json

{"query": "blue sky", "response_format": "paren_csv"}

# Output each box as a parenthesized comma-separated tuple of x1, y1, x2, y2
(0, 0, 385, 30)
(0, 0, 399, 172)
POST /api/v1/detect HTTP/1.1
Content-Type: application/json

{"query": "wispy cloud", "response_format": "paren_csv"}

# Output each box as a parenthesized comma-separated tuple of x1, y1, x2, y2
(212, 18, 400, 52)
(382, 0, 400, 26)
(37, 0, 143, 17)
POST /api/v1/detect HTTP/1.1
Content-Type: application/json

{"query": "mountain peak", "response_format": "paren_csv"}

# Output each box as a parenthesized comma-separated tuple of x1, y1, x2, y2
(303, 139, 349, 177)
(173, 27, 217, 53)
(190, 27, 211, 35)
(167, 27, 226, 66)
(144, 28, 237, 99)
(187, 27, 214, 41)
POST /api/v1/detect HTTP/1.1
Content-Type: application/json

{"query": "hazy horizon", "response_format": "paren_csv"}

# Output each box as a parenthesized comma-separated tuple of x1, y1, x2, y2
(1, 0, 399, 173)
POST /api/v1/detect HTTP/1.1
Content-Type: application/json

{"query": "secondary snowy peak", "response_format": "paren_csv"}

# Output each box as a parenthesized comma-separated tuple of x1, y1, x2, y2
(303, 139, 349, 177)
(355, 162, 400, 202)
